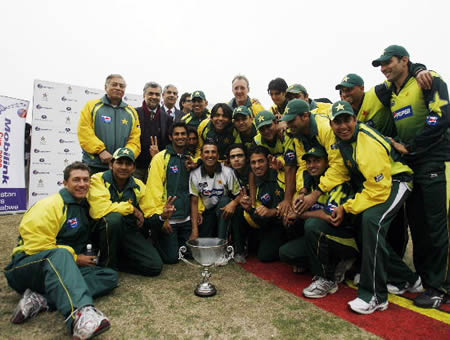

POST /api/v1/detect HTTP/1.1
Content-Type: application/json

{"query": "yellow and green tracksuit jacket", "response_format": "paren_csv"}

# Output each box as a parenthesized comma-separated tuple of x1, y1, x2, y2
(311, 100, 332, 115)
(11, 188, 91, 262)
(254, 133, 287, 168)
(78, 95, 141, 169)
(181, 110, 210, 130)
(142, 144, 191, 219)
(196, 118, 239, 160)
(284, 113, 350, 193)
(355, 86, 396, 138)
(337, 123, 413, 215)
(87, 170, 147, 219)
(387, 70, 449, 164)
(229, 97, 265, 117)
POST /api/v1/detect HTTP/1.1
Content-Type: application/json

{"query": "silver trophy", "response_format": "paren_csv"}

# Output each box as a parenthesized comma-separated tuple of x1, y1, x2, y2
(178, 238, 234, 297)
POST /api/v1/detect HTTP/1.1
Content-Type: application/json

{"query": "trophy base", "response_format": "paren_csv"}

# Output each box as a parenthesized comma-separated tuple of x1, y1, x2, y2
(194, 282, 217, 297)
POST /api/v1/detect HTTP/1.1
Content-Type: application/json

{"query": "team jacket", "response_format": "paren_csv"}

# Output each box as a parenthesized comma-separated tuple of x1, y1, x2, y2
(229, 97, 265, 117)
(142, 145, 191, 219)
(78, 95, 141, 169)
(244, 168, 285, 228)
(87, 170, 147, 219)
(310, 100, 332, 115)
(284, 113, 350, 193)
(196, 119, 239, 160)
(337, 123, 413, 215)
(11, 188, 91, 261)
(181, 110, 209, 130)
(355, 86, 396, 138)
(387, 71, 449, 164)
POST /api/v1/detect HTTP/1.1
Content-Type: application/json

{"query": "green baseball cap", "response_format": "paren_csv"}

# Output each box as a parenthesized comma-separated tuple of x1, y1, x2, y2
(287, 84, 307, 94)
(330, 100, 355, 120)
(112, 147, 135, 162)
(335, 73, 364, 90)
(301, 145, 327, 160)
(372, 45, 409, 67)
(255, 110, 276, 130)
(191, 90, 206, 100)
(233, 105, 252, 118)
(281, 99, 310, 122)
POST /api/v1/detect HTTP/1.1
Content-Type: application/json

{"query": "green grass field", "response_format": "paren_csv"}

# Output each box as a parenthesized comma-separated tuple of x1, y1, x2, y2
(0, 214, 380, 339)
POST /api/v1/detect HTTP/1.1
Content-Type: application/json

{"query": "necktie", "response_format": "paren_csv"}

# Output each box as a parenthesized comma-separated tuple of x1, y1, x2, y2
(167, 109, 172, 116)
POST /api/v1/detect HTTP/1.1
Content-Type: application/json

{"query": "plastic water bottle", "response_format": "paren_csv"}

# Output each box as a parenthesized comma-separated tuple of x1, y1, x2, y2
(85, 244, 98, 264)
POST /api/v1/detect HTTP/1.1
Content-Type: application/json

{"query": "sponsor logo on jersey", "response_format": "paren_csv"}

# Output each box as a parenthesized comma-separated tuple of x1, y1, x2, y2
(201, 188, 224, 198)
(170, 165, 179, 173)
(374, 174, 384, 182)
(393, 106, 413, 121)
(67, 218, 79, 229)
(331, 143, 339, 150)
(101, 115, 112, 123)
(260, 193, 271, 204)
(426, 115, 438, 126)
(285, 151, 295, 161)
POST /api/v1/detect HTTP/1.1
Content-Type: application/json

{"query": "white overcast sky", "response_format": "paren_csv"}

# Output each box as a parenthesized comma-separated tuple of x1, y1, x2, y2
(1, 0, 449, 114)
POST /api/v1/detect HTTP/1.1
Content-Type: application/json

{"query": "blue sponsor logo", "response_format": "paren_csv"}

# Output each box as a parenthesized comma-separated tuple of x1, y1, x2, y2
(260, 193, 271, 204)
(170, 165, 179, 173)
(285, 151, 296, 161)
(102, 115, 112, 123)
(67, 218, 79, 229)
(426, 115, 438, 126)
(393, 106, 413, 121)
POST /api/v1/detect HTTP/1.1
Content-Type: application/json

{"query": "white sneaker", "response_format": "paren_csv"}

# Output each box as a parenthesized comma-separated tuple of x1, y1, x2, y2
(348, 297, 388, 314)
(387, 277, 425, 295)
(303, 277, 338, 298)
(72, 306, 110, 340)
(11, 289, 48, 324)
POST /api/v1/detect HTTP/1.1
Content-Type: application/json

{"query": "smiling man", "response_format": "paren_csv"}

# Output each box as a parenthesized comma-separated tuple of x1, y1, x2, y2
(143, 122, 194, 264)
(233, 105, 257, 150)
(4, 162, 118, 339)
(229, 74, 265, 116)
(87, 147, 163, 277)
(78, 74, 141, 174)
(181, 90, 209, 129)
(189, 143, 241, 239)
(134, 81, 173, 183)
(372, 45, 450, 308)
(328, 100, 421, 315)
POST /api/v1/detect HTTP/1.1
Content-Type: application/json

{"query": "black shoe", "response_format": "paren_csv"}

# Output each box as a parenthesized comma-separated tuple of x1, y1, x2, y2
(414, 288, 444, 309)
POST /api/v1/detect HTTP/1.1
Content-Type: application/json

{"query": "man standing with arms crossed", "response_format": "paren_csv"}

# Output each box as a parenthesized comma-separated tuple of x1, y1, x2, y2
(372, 45, 449, 308)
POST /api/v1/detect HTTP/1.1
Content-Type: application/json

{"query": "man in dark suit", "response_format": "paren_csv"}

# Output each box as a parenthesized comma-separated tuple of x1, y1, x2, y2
(134, 82, 173, 182)
(162, 84, 184, 122)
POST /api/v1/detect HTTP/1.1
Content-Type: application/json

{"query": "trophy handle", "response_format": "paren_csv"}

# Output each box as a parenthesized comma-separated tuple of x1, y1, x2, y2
(178, 245, 201, 267)
(226, 245, 234, 261)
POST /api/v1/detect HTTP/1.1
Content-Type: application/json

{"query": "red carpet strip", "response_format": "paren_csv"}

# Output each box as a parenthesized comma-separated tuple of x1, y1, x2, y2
(241, 257, 449, 339)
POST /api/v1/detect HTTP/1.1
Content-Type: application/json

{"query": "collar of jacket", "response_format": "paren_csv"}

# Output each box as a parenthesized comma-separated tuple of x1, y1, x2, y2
(102, 169, 139, 192)
(166, 143, 190, 157)
(191, 110, 209, 120)
(59, 187, 89, 207)
(229, 97, 252, 109)
(142, 100, 161, 117)
(102, 95, 127, 108)
(201, 162, 222, 178)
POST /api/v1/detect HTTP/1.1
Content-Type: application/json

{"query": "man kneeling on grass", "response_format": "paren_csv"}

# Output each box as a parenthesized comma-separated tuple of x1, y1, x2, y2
(4, 162, 117, 339)
(87, 147, 163, 276)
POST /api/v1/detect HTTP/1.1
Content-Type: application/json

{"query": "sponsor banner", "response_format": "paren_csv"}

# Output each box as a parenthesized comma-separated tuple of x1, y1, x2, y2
(0, 95, 28, 214)
(29, 80, 140, 207)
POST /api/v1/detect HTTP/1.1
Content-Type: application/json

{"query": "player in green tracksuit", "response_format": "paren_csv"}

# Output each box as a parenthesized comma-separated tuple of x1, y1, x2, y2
(181, 90, 209, 130)
(143, 122, 193, 264)
(233, 106, 258, 150)
(241, 145, 287, 262)
(329, 100, 419, 314)
(4, 162, 117, 338)
(280, 146, 354, 275)
(372, 45, 449, 308)
(87, 148, 163, 277)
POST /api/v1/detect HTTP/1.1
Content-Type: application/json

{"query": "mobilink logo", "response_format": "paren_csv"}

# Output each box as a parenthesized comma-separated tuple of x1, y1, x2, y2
(41, 114, 47, 119)
(393, 106, 413, 121)
(33, 170, 50, 175)
(59, 139, 76, 144)
(66, 107, 72, 111)
(61, 96, 77, 102)
(39, 158, 45, 162)
(64, 148, 70, 153)
(35, 126, 52, 132)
